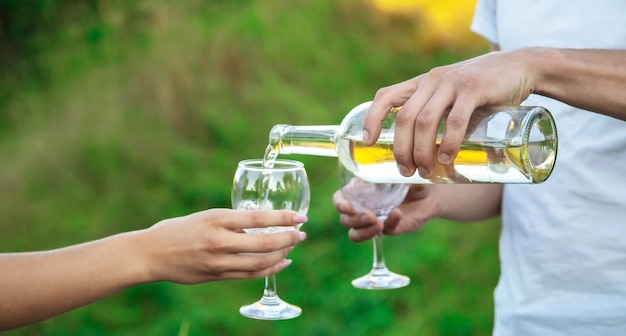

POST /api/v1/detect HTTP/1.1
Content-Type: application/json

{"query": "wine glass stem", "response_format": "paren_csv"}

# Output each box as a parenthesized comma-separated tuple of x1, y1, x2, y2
(371, 235, 389, 271)
(371, 215, 389, 273)
(259, 274, 281, 305)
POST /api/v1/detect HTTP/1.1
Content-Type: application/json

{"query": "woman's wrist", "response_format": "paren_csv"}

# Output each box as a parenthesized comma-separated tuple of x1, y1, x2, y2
(109, 229, 159, 286)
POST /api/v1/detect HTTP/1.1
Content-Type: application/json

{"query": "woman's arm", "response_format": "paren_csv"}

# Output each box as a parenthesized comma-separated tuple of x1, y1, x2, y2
(0, 209, 307, 331)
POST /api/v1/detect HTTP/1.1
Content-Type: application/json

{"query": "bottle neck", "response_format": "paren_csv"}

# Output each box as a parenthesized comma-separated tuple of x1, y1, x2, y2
(270, 124, 339, 157)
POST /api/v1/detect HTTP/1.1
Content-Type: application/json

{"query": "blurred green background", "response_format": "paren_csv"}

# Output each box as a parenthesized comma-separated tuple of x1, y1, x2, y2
(0, 0, 501, 335)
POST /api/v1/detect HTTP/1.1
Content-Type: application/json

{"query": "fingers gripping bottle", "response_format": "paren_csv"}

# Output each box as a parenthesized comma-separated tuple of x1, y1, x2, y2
(267, 101, 557, 184)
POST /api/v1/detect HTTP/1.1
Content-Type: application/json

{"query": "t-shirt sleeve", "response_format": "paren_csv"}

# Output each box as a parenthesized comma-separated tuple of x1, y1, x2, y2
(471, 0, 498, 44)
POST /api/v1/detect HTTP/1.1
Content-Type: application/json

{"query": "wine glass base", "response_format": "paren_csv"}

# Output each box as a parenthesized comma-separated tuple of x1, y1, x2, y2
(351, 270, 410, 290)
(239, 299, 302, 320)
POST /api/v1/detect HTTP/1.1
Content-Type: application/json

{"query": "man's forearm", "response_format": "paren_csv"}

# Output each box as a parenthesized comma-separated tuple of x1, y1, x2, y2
(436, 184, 502, 222)
(532, 48, 626, 119)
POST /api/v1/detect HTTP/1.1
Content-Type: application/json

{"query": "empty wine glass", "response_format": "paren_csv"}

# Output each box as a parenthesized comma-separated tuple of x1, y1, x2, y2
(232, 158, 310, 320)
(339, 162, 410, 289)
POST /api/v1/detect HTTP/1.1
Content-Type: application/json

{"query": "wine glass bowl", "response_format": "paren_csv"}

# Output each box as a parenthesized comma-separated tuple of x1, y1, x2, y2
(232, 158, 310, 320)
(341, 178, 409, 216)
(339, 163, 410, 290)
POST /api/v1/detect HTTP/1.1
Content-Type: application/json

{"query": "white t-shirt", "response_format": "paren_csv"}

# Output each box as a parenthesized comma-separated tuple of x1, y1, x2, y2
(471, 1, 626, 335)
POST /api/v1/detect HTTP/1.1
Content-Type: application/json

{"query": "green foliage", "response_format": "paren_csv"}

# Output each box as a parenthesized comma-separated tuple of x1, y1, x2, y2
(0, 0, 497, 335)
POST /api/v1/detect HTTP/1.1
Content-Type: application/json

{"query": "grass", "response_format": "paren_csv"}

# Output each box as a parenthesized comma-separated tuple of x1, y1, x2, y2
(0, 0, 498, 335)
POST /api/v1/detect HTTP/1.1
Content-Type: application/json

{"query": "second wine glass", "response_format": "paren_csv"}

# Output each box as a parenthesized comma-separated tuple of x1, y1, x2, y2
(339, 162, 410, 290)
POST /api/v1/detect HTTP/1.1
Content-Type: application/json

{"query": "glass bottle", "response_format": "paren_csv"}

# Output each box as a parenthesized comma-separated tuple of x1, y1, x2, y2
(267, 101, 558, 184)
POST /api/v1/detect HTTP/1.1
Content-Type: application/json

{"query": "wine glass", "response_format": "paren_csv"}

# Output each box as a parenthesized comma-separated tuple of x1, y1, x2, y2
(232, 158, 310, 320)
(339, 162, 410, 289)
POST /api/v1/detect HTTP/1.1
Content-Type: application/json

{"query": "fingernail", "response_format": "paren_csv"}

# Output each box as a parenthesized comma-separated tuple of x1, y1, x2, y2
(362, 129, 370, 144)
(293, 214, 308, 223)
(298, 231, 307, 241)
(397, 164, 411, 176)
(279, 259, 293, 269)
(439, 152, 451, 165)
(418, 166, 430, 178)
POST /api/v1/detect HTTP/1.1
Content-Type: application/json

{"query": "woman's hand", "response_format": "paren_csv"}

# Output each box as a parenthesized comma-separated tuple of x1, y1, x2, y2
(141, 209, 308, 283)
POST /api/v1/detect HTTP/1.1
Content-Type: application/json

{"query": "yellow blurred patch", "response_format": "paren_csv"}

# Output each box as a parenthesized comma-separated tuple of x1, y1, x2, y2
(370, 0, 484, 51)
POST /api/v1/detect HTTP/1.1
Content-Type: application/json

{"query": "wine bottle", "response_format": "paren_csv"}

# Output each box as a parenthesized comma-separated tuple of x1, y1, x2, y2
(267, 101, 557, 184)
